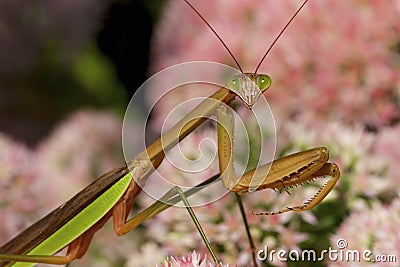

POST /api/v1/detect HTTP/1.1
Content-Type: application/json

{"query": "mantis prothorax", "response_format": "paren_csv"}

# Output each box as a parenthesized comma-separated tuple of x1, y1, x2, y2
(0, 0, 340, 266)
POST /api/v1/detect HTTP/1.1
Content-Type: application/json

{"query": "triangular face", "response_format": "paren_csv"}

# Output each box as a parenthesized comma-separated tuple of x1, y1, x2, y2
(226, 73, 271, 109)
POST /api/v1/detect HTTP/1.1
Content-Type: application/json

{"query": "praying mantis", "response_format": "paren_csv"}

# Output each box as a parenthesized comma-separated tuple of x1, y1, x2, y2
(0, 0, 341, 266)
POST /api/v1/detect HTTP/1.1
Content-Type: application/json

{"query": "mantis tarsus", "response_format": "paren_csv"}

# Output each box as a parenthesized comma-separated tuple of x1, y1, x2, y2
(0, 0, 340, 266)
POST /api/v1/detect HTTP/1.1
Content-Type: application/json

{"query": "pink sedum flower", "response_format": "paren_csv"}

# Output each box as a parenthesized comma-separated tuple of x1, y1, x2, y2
(374, 124, 400, 194)
(329, 199, 400, 267)
(32, 110, 125, 203)
(0, 133, 34, 241)
(159, 251, 231, 267)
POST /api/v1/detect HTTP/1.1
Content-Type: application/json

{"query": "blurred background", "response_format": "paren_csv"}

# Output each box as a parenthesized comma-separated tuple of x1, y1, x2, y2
(0, 0, 399, 266)
(0, 0, 163, 146)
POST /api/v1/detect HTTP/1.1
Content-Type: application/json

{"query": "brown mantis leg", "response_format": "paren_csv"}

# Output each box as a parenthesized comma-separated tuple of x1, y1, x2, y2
(216, 104, 260, 266)
(112, 176, 221, 263)
(64, 213, 111, 262)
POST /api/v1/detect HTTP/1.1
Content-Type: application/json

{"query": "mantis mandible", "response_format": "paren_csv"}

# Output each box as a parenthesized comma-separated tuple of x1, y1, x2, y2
(0, 0, 340, 266)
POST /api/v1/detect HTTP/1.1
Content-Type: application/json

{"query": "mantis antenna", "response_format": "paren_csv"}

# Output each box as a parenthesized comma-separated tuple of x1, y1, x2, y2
(182, 0, 244, 73)
(254, 0, 310, 74)
(183, 0, 310, 75)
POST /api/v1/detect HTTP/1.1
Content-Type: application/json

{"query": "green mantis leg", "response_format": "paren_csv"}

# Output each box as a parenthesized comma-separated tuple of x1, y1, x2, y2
(172, 186, 219, 263)
(115, 174, 221, 263)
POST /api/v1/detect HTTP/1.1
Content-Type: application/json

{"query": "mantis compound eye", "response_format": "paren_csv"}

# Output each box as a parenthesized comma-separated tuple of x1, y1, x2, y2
(256, 74, 272, 93)
(227, 76, 241, 92)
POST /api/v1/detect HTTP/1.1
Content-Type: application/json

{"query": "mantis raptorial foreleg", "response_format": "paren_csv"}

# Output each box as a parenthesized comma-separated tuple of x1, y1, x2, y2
(216, 98, 340, 215)
(237, 148, 340, 215)
(249, 159, 340, 215)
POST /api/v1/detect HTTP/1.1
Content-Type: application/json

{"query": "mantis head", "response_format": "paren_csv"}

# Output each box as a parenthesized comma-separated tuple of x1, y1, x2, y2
(227, 73, 272, 109)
